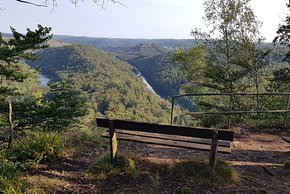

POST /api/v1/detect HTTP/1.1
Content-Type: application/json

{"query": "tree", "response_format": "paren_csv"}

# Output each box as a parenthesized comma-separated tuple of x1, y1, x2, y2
(10, 82, 87, 132)
(272, 2, 290, 92)
(175, 0, 263, 93)
(0, 25, 52, 148)
(0, 25, 52, 96)
(173, 0, 267, 127)
(199, 0, 262, 93)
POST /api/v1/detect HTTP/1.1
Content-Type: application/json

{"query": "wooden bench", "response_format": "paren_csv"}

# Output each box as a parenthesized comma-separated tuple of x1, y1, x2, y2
(96, 118, 234, 169)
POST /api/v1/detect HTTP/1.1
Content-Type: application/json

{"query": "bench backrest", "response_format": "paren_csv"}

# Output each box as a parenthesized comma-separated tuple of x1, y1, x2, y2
(96, 118, 234, 141)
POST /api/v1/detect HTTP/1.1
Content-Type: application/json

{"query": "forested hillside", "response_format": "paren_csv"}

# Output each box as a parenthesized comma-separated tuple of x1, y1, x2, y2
(112, 43, 185, 99)
(27, 45, 172, 123)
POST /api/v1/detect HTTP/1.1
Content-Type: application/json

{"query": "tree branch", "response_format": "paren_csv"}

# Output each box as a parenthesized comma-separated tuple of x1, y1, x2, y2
(15, 0, 48, 7)
(12, 0, 127, 9)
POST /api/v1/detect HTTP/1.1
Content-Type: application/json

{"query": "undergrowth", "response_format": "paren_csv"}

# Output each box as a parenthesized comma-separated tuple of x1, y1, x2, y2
(63, 128, 104, 153)
(5, 131, 64, 168)
(0, 131, 64, 193)
(90, 153, 240, 192)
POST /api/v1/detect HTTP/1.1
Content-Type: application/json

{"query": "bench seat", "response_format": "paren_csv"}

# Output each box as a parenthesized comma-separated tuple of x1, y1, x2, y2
(102, 129, 231, 153)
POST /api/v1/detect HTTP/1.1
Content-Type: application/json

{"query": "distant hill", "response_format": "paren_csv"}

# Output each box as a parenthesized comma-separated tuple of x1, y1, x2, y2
(26, 45, 172, 123)
(53, 35, 197, 50)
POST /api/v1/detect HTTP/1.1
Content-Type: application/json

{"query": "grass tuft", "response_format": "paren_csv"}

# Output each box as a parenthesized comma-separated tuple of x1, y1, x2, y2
(172, 159, 240, 187)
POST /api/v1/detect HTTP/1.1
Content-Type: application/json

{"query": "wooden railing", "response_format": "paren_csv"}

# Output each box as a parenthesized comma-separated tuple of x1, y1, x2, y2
(171, 93, 290, 128)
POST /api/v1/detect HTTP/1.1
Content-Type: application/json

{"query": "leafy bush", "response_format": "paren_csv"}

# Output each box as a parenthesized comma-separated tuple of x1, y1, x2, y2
(5, 131, 64, 166)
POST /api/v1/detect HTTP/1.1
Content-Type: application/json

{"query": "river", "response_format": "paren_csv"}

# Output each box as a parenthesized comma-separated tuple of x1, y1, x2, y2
(137, 72, 157, 94)
(39, 74, 50, 86)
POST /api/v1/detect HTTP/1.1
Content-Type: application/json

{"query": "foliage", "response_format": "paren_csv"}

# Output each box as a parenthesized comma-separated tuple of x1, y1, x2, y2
(0, 81, 87, 133)
(189, 0, 263, 93)
(42, 82, 87, 131)
(272, 2, 290, 92)
(171, 0, 290, 127)
(0, 155, 26, 194)
(274, 3, 290, 63)
(27, 45, 172, 123)
(0, 25, 52, 148)
(0, 155, 20, 179)
(5, 131, 64, 166)
(0, 25, 52, 98)
(0, 176, 24, 194)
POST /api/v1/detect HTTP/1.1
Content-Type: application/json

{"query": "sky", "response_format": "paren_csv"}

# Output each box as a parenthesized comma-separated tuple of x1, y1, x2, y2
(0, 0, 289, 42)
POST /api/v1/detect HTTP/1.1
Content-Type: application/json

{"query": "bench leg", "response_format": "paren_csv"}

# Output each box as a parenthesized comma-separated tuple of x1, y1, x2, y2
(109, 120, 118, 162)
(209, 131, 218, 169)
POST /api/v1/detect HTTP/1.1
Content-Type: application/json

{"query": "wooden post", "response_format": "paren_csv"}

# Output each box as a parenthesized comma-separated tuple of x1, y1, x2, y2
(209, 131, 218, 169)
(227, 94, 233, 129)
(171, 97, 175, 124)
(109, 119, 118, 162)
(283, 94, 290, 128)
(8, 98, 14, 149)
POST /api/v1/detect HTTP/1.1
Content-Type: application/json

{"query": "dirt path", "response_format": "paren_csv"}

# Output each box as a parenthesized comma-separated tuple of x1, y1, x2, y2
(25, 129, 290, 193)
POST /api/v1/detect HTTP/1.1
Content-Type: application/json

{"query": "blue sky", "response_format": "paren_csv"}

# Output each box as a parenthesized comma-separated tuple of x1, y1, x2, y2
(0, 0, 288, 41)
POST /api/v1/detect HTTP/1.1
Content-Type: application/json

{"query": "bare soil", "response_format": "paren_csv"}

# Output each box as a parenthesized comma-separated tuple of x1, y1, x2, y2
(24, 128, 290, 194)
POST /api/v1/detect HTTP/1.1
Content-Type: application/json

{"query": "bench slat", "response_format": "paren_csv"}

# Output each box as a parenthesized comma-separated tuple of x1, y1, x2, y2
(97, 118, 234, 141)
(113, 129, 231, 147)
(102, 132, 231, 154)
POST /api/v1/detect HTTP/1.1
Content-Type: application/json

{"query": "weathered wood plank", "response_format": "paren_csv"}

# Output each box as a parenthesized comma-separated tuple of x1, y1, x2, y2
(102, 132, 231, 154)
(111, 129, 231, 147)
(97, 118, 234, 141)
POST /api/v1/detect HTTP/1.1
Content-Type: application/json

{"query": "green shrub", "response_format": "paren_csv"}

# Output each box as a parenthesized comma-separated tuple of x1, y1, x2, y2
(5, 131, 64, 166)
